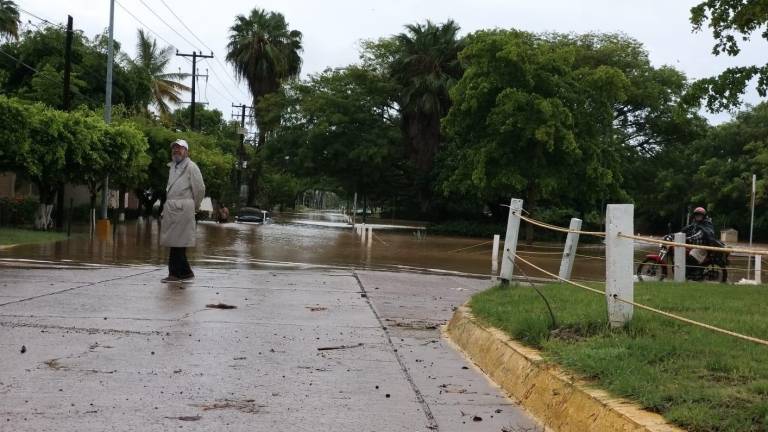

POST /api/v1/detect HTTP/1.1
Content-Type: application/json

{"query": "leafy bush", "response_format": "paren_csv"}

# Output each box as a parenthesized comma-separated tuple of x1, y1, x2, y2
(0, 197, 38, 227)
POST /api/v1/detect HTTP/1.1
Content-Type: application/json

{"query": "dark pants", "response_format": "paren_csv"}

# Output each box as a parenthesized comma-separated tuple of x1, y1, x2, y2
(168, 247, 193, 278)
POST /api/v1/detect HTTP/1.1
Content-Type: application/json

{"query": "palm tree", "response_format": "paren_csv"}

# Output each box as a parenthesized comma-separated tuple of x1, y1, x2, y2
(0, 0, 19, 41)
(226, 8, 302, 147)
(130, 29, 189, 118)
(390, 20, 463, 212)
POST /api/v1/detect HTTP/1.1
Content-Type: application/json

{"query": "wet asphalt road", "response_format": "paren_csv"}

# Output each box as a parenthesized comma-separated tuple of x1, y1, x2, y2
(0, 265, 544, 431)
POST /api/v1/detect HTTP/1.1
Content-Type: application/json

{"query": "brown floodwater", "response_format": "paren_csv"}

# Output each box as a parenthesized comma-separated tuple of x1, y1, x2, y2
(0, 211, 758, 282)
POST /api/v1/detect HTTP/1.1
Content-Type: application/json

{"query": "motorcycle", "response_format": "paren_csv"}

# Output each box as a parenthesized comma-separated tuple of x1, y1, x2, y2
(636, 234, 730, 283)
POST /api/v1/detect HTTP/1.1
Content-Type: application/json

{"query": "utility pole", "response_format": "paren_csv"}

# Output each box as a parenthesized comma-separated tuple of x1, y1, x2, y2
(56, 15, 73, 230)
(176, 51, 213, 131)
(96, 0, 115, 239)
(231, 104, 253, 205)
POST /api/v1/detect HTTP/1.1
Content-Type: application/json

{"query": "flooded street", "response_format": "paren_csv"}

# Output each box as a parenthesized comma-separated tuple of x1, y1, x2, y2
(0, 210, 757, 282)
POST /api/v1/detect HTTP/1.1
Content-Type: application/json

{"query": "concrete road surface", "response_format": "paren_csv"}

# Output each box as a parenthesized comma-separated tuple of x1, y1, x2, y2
(0, 265, 544, 431)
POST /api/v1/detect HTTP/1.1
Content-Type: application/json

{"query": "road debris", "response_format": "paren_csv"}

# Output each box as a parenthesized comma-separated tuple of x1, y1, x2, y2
(205, 303, 236, 309)
(317, 343, 364, 351)
(166, 415, 201, 421)
(305, 305, 328, 312)
(20, 345, 26, 354)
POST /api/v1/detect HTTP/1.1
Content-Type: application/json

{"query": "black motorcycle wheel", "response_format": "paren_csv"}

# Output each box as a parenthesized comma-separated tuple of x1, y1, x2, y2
(702, 263, 728, 283)
(637, 258, 666, 282)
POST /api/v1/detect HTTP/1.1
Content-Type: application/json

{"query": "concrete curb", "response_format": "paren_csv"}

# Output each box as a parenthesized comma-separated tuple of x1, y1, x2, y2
(445, 305, 685, 432)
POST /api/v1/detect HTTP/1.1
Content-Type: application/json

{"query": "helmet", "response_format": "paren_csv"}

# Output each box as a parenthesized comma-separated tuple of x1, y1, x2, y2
(693, 207, 707, 215)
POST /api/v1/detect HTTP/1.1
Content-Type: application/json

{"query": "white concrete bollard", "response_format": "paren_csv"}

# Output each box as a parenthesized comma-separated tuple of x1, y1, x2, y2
(755, 255, 762, 284)
(558, 218, 582, 280)
(674, 232, 686, 283)
(367, 226, 373, 245)
(605, 204, 634, 327)
(360, 224, 366, 244)
(500, 199, 523, 284)
(492, 234, 500, 275)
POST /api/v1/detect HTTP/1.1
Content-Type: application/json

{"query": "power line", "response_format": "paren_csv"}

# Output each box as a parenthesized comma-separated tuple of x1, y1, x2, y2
(18, 8, 65, 29)
(115, 0, 181, 54)
(137, 0, 201, 52)
(157, 0, 248, 100)
(203, 58, 243, 101)
(122, 0, 247, 104)
(0, 46, 58, 84)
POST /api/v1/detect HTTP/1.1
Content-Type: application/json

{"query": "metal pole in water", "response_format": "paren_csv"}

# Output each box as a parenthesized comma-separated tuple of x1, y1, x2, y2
(748, 174, 756, 278)
(101, 0, 114, 221)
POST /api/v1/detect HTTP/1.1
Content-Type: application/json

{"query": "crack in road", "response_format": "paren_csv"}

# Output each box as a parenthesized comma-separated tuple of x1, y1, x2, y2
(352, 272, 439, 431)
(0, 268, 162, 308)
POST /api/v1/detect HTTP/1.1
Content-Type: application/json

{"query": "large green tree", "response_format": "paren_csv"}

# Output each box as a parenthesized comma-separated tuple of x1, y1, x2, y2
(440, 30, 702, 240)
(262, 66, 403, 215)
(389, 20, 463, 212)
(0, 25, 151, 111)
(690, 0, 768, 110)
(226, 8, 302, 148)
(684, 103, 768, 235)
(126, 29, 189, 118)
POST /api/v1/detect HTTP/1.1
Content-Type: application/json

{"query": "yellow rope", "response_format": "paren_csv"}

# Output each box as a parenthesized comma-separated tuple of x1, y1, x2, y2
(513, 254, 768, 347)
(619, 232, 768, 256)
(519, 215, 605, 237)
(446, 240, 493, 254)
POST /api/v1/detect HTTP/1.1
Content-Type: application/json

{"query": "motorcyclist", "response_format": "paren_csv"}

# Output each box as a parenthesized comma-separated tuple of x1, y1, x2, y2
(681, 207, 720, 280)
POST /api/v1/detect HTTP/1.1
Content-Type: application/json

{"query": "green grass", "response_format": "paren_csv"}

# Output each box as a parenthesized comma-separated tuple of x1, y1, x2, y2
(0, 228, 68, 246)
(470, 282, 768, 432)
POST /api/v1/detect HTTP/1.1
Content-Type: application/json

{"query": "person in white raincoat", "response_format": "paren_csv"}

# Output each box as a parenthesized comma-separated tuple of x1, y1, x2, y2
(160, 139, 205, 283)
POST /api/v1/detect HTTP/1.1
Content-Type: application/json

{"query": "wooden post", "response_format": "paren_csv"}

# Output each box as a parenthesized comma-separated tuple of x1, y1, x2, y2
(605, 204, 634, 327)
(492, 234, 500, 275)
(674, 232, 686, 282)
(500, 199, 523, 284)
(558, 218, 582, 280)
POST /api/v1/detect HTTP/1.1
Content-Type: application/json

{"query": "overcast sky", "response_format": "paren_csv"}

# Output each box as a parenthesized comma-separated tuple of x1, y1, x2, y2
(19, 0, 766, 124)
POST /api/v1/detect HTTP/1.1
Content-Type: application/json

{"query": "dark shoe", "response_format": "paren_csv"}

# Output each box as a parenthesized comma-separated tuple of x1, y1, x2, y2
(179, 273, 195, 282)
(161, 275, 182, 283)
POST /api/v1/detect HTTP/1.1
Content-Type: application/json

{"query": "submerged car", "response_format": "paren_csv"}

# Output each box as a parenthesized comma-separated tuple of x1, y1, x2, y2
(234, 207, 269, 224)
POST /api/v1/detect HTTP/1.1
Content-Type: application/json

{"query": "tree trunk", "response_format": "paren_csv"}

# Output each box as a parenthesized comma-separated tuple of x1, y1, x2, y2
(55, 183, 65, 230)
(525, 183, 537, 245)
(117, 186, 126, 223)
(34, 183, 57, 230)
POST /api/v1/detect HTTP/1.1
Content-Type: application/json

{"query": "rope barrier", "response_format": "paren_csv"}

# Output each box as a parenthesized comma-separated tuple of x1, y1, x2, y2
(517, 250, 565, 256)
(372, 232, 389, 246)
(618, 232, 768, 257)
(519, 215, 606, 237)
(513, 254, 768, 347)
(446, 240, 493, 254)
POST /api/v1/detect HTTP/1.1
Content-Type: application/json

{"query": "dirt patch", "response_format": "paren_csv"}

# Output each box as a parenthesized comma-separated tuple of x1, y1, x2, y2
(549, 326, 587, 343)
(195, 399, 265, 414)
(305, 305, 328, 312)
(386, 318, 440, 330)
(44, 359, 63, 370)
